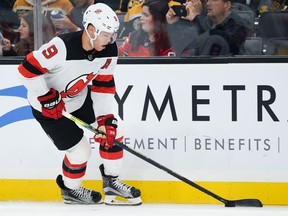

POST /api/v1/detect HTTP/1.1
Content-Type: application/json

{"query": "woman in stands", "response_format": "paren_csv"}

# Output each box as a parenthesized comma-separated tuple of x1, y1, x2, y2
(118, 0, 175, 56)
(2, 11, 55, 56)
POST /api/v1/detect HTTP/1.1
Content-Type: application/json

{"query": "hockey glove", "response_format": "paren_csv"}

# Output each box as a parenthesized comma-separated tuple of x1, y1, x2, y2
(94, 114, 118, 150)
(37, 88, 65, 120)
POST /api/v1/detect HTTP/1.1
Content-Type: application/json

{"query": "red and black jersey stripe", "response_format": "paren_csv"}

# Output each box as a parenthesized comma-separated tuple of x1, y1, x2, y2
(18, 53, 48, 78)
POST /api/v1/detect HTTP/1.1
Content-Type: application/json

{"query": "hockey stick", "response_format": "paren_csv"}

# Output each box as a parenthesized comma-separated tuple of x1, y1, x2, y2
(62, 111, 263, 207)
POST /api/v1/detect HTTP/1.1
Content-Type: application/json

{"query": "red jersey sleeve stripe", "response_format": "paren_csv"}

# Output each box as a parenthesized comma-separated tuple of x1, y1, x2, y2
(18, 52, 48, 78)
(26, 52, 48, 73)
(18, 63, 38, 78)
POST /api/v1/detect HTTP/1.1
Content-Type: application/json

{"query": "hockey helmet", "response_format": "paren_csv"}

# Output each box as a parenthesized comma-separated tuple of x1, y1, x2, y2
(83, 3, 119, 43)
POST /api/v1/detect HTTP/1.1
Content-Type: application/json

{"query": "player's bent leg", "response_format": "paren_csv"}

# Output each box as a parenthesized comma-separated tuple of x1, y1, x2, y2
(57, 136, 102, 204)
(98, 129, 142, 206)
(99, 164, 142, 206)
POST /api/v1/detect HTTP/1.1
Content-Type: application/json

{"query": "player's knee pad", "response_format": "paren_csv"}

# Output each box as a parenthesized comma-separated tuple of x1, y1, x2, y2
(66, 136, 91, 164)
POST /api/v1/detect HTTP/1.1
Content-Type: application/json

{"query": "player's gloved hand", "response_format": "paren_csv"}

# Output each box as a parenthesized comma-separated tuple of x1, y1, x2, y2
(37, 88, 65, 120)
(94, 114, 118, 150)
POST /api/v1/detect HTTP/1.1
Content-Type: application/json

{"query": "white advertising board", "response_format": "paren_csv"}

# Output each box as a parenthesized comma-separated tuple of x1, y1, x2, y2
(1, 63, 288, 182)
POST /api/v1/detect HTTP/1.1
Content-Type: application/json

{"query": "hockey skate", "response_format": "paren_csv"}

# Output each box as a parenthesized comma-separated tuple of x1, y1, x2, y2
(99, 164, 142, 206)
(56, 174, 102, 204)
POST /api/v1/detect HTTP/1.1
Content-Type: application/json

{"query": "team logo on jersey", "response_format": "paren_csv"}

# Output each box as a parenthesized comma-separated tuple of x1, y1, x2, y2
(0, 85, 34, 128)
(61, 72, 97, 98)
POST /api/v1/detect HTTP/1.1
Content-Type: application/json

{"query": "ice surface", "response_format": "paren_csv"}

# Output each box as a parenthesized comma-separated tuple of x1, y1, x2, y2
(0, 202, 288, 216)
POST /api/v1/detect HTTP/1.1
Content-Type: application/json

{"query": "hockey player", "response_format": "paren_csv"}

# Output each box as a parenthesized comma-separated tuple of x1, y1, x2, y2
(18, 3, 142, 206)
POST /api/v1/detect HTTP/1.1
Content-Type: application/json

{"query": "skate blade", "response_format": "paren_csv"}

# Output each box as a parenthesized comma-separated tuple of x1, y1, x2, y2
(104, 195, 142, 206)
(63, 199, 104, 205)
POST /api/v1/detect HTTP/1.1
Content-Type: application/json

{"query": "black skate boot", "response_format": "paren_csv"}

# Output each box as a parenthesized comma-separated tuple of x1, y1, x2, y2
(56, 174, 102, 204)
(99, 164, 142, 206)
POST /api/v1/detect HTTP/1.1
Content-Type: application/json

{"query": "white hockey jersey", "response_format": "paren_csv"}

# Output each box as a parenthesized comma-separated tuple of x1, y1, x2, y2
(18, 31, 118, 118)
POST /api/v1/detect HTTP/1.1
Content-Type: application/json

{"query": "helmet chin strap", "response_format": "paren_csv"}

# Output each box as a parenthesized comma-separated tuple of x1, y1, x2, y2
(85, 28, 97, 49)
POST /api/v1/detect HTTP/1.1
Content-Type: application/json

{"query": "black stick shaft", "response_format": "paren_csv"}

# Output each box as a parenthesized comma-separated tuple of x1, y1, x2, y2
(62, 111, 227, 204)
(114, 139, 227, 203)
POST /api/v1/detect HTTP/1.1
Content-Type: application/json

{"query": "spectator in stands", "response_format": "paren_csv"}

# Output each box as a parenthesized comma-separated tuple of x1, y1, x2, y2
(0, 0, 17, 48)
(12, 0, 74, 17)
(118, 0, 174, 56)
(119, 1, 178, 39)
(50, 0, 94, 34)
(118, 0, 144, 39)
(231, 1, 259, 36)
(69, 0, 94, 29)
(0, 0, 16, 10)
(94, 0, 131, 12)
(0, 32, 11, 56)
(2, 11, 55, 56)
(50, 0, 137, 35)
(169, 0, 246, 56)
(0, 2, 20, 44)
(166, 0, 207, 55)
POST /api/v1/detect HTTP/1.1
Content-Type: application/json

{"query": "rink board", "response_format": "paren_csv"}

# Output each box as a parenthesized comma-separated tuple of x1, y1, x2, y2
(1, 63, 288, 204)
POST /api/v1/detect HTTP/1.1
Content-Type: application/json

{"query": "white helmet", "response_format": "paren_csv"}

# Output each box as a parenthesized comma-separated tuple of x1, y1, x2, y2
(83, 3, 119, 43)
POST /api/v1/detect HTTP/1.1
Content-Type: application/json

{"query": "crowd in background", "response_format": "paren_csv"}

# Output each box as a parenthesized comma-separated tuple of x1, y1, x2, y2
(0, 0, 288, 57)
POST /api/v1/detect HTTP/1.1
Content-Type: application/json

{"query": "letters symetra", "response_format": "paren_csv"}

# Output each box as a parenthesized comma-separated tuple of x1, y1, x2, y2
(115, 85, 279, 122)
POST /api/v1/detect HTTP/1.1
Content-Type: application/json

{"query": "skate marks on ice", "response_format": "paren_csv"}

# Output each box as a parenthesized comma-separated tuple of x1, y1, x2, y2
(0, 202, 287, 216)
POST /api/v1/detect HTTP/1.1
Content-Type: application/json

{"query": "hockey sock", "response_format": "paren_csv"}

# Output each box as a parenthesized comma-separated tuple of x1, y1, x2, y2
(62, 136, 91, 189)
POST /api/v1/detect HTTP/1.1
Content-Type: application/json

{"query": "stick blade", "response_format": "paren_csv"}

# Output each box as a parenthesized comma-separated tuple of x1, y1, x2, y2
(225, 199, 263, 207)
